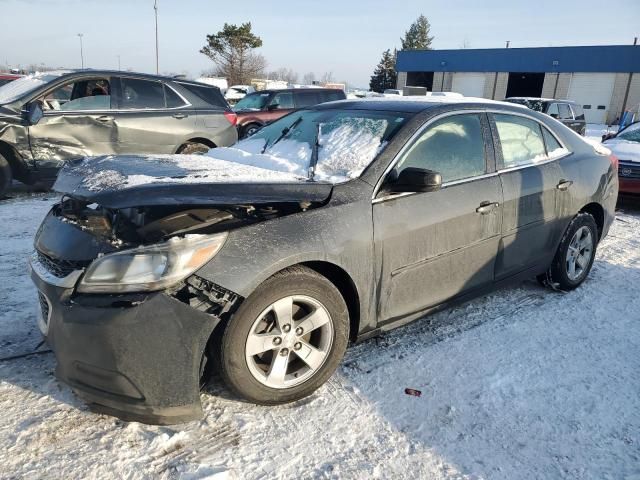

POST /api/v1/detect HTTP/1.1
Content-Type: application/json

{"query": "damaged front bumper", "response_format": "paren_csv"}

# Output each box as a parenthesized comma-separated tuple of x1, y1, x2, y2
(30, 252, 228, 425)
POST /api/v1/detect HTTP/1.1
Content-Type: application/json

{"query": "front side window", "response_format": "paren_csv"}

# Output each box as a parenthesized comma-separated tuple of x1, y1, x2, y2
(571, 104, 585, 120)
(395, 114, 486, 183)
(546, 103, 560, 118)
(269, 92, 294, 109)
(494, 114, 547, 167)
(558, 103, 573, 120)
(42, 78, 111, 111)
(120, 78, 165, 109)
(233, 92, 270, 111)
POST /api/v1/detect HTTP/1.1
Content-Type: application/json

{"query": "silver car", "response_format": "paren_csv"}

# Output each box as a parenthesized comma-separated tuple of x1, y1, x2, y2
(0, 70, 238, 196)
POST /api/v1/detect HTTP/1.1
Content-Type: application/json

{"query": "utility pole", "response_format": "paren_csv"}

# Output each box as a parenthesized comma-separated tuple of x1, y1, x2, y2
(154, 0, 159, 74)
(77, 33, 84, 69)
(117, 55, 121, 71)
(505, 40, 510, 48)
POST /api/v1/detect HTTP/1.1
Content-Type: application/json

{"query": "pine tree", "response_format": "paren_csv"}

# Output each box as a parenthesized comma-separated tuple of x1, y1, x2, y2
(369, 49, 398, 93)
(400, 15, 434, 50)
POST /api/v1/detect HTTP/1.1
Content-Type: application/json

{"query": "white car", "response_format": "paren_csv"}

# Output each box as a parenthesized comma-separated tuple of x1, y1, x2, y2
(603, 122, 640, 195)
(225, 85, 255, 103)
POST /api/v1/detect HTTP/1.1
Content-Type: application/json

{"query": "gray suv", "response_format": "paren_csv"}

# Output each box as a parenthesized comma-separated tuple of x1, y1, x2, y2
(0, 70, 238, 196)
(505, 97, 586, 135)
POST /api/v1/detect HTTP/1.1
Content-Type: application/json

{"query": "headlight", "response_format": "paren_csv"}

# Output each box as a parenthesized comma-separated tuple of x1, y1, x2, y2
(77, 233, 227, 293)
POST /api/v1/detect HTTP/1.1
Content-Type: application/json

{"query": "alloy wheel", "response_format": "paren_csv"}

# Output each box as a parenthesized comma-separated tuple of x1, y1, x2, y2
(565, 226, 594, 281)
(244, 295, 334, 389)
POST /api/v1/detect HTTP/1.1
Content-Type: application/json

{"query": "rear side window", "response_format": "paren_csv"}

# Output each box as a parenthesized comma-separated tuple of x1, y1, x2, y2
(558, 103, 573, 120)
(164, 85, 186, 108)
(269, 92, 294, 109)
(494, 114, 546, 168)
(120, 78, 165, 109)
(295, 91, 321, 107)
(396, 113, 486, 183)
(178, 83, 228, 108)
(541, 127, 565, 156)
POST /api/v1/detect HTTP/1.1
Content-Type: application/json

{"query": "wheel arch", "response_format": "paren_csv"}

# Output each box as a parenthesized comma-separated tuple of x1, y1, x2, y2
(176, 137, 216, 153)
(0, 140, 29, 183)
(579, 202, 604, 240)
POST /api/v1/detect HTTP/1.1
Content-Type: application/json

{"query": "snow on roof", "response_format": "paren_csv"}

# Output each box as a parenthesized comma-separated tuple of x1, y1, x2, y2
(353, 95, 525, 108)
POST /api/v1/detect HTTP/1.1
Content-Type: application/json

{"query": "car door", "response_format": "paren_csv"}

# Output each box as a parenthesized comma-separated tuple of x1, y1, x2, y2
(491, 113, 565, 279)
(28, 76, 117, 167)
(557, 103, 579, 132)
(373, 112, 503, 323)
(111, 76, 197, 154)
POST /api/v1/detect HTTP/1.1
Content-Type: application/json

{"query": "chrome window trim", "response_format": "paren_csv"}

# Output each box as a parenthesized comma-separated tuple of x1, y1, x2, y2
(371, 107, 572, 203)
(371, 109, 489, 201)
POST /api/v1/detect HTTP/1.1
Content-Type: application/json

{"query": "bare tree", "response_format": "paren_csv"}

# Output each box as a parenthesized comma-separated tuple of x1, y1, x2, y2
(320, 71, 334, 84)
(302, 72, 316, 85)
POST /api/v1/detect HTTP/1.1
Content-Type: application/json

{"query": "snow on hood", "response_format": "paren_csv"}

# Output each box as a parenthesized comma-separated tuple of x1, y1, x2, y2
(0, 70, 69, 104)
(603, 138, 640, 162)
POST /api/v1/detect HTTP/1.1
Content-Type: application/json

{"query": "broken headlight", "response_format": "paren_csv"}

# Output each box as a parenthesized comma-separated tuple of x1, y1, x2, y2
(77, 233, 228, 293)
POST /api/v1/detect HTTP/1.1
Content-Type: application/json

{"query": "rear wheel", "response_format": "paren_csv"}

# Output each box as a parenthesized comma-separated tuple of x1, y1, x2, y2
(242, 123, 262, 139)
(0, 153, 12, 198)
(218, 266, 349, 404)
(178, 142, 211, 155)
(541, 212, 598, 291)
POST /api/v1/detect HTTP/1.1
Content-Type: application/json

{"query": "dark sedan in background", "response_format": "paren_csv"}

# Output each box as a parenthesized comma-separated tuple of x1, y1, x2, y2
(0, 70, 238, 196)
(30, 98, 617, 424)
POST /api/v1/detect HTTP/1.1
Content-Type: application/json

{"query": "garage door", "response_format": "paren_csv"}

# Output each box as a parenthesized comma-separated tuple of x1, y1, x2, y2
(451, 73, 486, 98)
(567, 73, 616, 124)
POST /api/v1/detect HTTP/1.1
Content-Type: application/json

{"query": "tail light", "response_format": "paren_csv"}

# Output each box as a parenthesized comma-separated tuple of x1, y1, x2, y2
(224, 111, 237, 126)
(609, 153, 619, 172)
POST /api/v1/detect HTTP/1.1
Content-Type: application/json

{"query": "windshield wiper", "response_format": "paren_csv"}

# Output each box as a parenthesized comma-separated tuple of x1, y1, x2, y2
(262, 116, 303, 154)
(308, 123, 321, 180)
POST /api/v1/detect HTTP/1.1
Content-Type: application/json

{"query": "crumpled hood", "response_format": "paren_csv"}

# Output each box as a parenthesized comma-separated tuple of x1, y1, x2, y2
(603, 139, 640, 162)
(54, 154, 333, 209)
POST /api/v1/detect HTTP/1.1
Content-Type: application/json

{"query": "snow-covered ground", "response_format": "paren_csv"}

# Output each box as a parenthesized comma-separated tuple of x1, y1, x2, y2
(585, 123, 617, 143)
(0, 192, 639, 480)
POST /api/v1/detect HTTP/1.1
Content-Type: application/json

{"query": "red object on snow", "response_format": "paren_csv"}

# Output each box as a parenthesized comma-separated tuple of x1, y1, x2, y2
(404, 388, 422, 397)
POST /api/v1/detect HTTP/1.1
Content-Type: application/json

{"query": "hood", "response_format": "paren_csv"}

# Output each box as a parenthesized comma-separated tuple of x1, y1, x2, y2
(54, 154, 333, 209)
(603, 138, 640, 162)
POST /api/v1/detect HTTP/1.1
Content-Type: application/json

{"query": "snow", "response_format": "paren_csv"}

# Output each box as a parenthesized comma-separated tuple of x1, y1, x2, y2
(1, 191, 639, 479)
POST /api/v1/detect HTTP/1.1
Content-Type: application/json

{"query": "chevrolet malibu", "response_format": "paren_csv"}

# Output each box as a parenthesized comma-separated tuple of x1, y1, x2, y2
(30, 99, 618, 424)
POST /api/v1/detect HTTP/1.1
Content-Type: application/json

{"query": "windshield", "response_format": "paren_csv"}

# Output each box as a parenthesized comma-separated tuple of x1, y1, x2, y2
(208, 108, 410, 183)
(233, 92, 270, 111)
(0, 71, 68, 104)
(617, 123, 640, 143)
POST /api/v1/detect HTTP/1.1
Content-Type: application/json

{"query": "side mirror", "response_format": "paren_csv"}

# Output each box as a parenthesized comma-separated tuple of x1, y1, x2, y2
(266, 103, 279, 111)
(26, 101, 44, 125)
(386, 167, 442, 193)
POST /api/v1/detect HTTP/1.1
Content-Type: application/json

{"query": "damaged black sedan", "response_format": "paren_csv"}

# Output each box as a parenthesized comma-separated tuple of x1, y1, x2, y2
(30, 99, 618, 424)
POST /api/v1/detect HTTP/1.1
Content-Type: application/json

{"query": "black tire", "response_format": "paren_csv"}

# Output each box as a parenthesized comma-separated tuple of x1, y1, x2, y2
(0, 153, 12, 198)
(178, 142, 211, 155)
(542, 212, 598, 291)
(242, 123, 262, 139)
(218, 266, 349, 405)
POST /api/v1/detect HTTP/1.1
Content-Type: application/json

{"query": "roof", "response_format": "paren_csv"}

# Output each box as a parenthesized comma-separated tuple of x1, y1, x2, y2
(396, 45, 640, 73)
(252, 88, 342, 94)
(315, 97, 523, 113)
(57, 69, 217, 88)
(507, 97, 578, 104)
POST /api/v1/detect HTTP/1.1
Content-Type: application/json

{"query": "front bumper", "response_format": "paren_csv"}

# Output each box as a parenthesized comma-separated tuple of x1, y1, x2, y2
(30, 257, 222, 425)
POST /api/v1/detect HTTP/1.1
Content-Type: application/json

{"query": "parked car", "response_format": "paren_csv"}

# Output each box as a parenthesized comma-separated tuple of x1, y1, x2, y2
(383, 88, 403, 96)
(30, 98, 617, 424)
(233, 88, 346, 138)
(602, 121, 640, 195)
(0, 70, 238, 196)
(0, 73, 22, 87)
(225, 84, 255, 104)
(505, 97, 586, 135)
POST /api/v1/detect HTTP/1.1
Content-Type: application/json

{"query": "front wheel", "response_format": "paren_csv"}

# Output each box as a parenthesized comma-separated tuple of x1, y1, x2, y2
(218, 266, 349, 405)
(542, 212, 598, 291)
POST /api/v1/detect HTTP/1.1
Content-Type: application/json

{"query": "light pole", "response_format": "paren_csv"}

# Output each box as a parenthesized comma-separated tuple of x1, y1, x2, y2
(154, 0, 159, 74)
(117, 55, 121, 71)
(77, 33, 84, 69)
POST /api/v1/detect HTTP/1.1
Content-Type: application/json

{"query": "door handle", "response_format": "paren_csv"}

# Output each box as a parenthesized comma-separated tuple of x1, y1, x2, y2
(96, 115, 113, 122)
(476, 201, 499, 215)
(557, 180, 573, 191)
(172, 113, 188, 119)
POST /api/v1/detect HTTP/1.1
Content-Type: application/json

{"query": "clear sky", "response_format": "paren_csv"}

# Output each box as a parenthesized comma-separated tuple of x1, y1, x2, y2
(1, 0, 638, 87)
